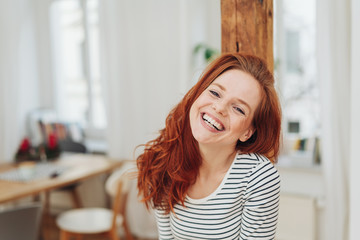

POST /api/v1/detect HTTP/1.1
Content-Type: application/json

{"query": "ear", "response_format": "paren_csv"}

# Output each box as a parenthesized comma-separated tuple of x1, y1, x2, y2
(239, 127, 255, 142)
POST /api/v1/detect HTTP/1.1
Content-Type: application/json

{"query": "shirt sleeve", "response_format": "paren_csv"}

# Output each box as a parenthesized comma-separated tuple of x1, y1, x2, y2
(240, 159, 281, 240)
(155, 208, 175, 240)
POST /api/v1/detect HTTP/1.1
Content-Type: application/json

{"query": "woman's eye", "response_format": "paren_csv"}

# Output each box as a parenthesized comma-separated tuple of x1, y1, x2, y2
(234, 106, 245, 115)
(209, 90, 220, 97)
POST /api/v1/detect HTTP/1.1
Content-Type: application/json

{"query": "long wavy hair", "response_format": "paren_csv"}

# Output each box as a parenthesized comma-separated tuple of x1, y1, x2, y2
(137, 53, 282, 213)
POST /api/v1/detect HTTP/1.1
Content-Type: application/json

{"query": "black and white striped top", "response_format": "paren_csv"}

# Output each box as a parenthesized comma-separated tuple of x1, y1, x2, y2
(155, 153, 280, 240)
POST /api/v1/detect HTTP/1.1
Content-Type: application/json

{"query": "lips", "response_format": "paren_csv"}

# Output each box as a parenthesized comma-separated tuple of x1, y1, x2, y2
(202, 113, 224, 131)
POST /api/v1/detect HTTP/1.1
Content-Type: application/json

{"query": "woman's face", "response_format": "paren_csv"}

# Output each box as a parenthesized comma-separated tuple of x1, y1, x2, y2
(189, 69, 262, 149)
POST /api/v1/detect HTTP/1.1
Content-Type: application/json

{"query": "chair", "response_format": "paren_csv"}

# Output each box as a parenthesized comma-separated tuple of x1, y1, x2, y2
(56, 162, 135, 240)
(0, 202, 42, 240)
(126, 178, 158, 239)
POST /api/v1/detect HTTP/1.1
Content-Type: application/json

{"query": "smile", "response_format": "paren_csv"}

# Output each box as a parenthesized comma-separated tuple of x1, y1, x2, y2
(202, 113, 224, 131)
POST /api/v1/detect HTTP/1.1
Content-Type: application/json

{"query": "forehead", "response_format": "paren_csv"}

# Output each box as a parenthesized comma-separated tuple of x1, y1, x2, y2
(210, 69, 263, 110)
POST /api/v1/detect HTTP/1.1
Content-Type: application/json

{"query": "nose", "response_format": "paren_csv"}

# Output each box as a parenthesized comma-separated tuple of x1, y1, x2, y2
(212, 100, 227, 115)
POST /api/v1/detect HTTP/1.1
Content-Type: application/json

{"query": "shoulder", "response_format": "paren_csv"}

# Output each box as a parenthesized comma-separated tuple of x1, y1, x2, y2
(235, 152, 275, 167)
(235, 152, 280, 182)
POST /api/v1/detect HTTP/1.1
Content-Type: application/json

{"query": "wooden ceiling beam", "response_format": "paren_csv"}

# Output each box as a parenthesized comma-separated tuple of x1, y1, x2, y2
(221, 0, 274, 70)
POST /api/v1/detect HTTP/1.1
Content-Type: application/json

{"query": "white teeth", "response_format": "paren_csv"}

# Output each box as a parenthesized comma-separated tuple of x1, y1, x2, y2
(202, 114, 223, 131)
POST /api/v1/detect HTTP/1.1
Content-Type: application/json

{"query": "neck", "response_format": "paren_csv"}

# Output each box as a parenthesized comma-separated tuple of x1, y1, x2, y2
(198, 144, 237, 176)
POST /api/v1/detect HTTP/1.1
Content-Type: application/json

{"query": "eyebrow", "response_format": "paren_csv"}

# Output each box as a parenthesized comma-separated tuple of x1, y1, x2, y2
(212, 83, 252, 111)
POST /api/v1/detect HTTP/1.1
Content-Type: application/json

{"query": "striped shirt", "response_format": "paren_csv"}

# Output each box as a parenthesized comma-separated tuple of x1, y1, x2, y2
(155, 153, 280, 240)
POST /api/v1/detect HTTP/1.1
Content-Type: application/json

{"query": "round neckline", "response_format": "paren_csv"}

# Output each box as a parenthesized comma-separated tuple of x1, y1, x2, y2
(186, 152, 239, 204)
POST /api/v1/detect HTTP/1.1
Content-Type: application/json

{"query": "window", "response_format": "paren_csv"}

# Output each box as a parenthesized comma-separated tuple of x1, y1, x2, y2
(274, 0, 320, 165)
(285, 30, 300, 73)
(50, 0, 106, 136)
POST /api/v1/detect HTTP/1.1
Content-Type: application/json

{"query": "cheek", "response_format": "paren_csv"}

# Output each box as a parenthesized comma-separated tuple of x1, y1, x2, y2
(231, 117, 252, 134)
(190, 96, 205, 115)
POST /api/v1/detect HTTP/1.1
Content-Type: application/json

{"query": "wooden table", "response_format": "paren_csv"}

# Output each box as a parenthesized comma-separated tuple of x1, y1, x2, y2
(0, 154, 125, 204)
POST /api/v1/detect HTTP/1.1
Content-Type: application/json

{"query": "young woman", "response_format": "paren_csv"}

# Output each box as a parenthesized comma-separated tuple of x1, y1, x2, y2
(137, 53, 282, 239)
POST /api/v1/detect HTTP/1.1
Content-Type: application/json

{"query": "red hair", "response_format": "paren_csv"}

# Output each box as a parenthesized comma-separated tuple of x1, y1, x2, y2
(137, 53, 282, 213)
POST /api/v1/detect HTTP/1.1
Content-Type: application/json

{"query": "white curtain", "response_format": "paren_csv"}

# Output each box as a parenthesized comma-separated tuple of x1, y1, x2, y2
(349, 0, 360, 239)
(99, 0, 197, 160)
(317, 0, 359, 239)
(0, 0, 40, 162)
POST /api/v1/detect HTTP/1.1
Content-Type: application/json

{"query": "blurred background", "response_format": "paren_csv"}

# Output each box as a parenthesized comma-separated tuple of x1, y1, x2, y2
(0, 0, 359, 239)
